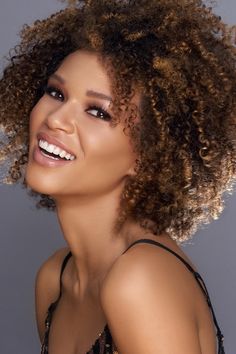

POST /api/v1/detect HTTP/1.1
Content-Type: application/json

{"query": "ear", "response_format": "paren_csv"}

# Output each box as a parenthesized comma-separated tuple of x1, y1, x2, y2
(127, 167, 136, 177)
(127, 159, 138, 177)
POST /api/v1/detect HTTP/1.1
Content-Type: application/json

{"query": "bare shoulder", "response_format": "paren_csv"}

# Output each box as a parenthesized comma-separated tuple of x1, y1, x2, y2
(101, 240, 199, 301)
(35, 247, 70, 301)
(100, 242, 203, 353)
(35, 247, 70, 342)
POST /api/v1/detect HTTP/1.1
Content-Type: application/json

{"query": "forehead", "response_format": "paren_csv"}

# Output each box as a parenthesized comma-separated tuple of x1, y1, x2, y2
(54, 50, 111, 91)
(54, 49, 141, 107)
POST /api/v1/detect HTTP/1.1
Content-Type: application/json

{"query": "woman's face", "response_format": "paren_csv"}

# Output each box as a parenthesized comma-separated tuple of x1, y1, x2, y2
(25, 50, 139, 202)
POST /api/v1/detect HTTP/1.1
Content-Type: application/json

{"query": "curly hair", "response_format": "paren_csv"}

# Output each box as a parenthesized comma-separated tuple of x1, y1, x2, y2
(0, 0, 236, 242)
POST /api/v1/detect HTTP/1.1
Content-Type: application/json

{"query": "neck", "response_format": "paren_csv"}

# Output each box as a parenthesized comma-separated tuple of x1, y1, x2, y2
(55, 189, 148, 299)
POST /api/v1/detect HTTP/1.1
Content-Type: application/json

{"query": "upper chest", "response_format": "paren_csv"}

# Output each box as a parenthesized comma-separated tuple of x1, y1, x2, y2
(47, 291, 117, 354)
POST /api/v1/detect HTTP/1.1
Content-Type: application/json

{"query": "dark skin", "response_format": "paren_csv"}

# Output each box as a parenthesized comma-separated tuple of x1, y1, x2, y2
(27, 50, 216, 353)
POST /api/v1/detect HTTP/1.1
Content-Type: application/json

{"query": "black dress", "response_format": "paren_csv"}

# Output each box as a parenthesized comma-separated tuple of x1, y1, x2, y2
(41, 238, 225, 354)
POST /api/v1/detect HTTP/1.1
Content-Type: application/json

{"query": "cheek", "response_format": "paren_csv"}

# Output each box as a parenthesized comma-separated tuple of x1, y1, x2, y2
(87, 129, 136, 172)
(29, 104, 40, 129)
(29, 100, 47, 135)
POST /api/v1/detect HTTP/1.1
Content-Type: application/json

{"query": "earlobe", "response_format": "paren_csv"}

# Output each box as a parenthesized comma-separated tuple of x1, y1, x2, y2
(127, 164, 137, 177)
(129, 169, 136, 177)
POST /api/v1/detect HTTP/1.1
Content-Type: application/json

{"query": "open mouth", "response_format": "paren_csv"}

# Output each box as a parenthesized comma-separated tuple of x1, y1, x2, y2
(38, 139, 76, 161)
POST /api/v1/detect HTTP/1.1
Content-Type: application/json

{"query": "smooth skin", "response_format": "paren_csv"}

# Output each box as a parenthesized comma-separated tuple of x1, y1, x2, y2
(26, 50, 217, 353)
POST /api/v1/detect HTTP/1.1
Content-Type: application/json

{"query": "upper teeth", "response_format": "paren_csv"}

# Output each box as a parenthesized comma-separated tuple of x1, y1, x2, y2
(39, 139, 75, 161)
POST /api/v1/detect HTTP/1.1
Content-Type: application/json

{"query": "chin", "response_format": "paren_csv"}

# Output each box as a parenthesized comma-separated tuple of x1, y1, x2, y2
(24, 164, 56, 196)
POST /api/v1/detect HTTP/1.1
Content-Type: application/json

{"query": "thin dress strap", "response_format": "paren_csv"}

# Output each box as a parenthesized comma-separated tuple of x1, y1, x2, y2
(123, 238, 225, 354)
(58, 251, 72, 299)
(41, 251, 72, 354)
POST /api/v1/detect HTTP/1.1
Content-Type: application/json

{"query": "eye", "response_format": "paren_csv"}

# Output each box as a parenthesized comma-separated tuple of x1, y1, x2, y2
(43, 85, 64, 102)
(86, 105, 111, 121)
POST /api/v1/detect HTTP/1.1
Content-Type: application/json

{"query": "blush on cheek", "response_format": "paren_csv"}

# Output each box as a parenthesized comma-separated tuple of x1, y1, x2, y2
(29, 105, 39, 126)
(29, 99, 46, 132)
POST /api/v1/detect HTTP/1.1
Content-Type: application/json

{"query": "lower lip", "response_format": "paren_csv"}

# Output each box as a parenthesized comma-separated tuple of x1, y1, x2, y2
(33, 145, 75, 167)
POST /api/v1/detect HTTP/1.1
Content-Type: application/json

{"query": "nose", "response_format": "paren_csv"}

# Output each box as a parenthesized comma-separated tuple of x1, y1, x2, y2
(45, 100, 78, 134)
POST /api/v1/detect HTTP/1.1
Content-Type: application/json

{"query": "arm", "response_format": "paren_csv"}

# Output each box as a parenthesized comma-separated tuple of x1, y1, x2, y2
(100, 245, 202, 354)
(35, 247, 70, 343)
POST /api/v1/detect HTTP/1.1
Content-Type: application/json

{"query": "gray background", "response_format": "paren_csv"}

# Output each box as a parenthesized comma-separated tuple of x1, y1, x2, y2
(0, 1, 235, 353)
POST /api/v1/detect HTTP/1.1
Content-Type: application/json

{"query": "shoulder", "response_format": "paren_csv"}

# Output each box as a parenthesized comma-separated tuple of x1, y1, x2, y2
(101, 240, 199, 300)
(100, 242, 202, 353)
(35, 247, 70, 342)
(35, 247, 70, 301)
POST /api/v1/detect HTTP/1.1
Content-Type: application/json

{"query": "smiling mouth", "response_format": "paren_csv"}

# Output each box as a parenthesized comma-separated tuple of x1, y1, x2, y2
(38, 139, 76, 161)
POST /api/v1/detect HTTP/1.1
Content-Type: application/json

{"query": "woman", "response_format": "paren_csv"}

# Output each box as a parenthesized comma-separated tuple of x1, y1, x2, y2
(0, 0, 235, 353)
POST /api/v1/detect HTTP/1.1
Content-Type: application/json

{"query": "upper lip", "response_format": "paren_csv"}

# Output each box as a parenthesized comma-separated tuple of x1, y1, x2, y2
(37, 132, 76, 157)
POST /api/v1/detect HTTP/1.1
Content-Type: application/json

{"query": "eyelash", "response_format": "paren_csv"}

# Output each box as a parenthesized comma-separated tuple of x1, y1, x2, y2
(43, 85, 111, 121)
(43, 85, 64, 101)
(86, 105, 111, 121)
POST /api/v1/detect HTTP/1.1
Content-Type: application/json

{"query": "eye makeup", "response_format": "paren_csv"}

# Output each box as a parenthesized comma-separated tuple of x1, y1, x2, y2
(43, 84, 112, 121)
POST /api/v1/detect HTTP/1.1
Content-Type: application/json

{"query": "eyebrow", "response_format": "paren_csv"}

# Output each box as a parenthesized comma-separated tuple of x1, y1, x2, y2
(50, 73, 112, 102)
(86, 90, 112, 102)
(50, 73, 65, 84)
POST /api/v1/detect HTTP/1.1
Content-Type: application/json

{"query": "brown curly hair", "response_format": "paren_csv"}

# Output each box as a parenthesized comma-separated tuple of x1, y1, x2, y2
(0, 0, 236, 242)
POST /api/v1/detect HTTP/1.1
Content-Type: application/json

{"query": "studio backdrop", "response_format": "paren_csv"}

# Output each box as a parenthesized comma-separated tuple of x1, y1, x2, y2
(0, 1, 235, 353)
